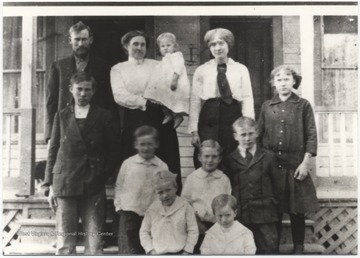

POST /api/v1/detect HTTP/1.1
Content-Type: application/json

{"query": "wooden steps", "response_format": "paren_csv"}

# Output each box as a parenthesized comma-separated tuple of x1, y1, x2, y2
(280, 243, 325, 254)
(280, 219, 317, 244)
(3, 196, 325, 255)
(4, 243, 325, 255)
(14, 218, 117, 246)
(4, 244, 118, 255)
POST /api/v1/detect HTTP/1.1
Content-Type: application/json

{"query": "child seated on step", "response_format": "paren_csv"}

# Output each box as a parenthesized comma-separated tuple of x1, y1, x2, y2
(140, 170, 198, 254)
(200, 194, 256, 254)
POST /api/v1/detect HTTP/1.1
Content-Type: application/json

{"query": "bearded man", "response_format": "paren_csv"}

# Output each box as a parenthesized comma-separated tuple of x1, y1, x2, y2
(45, 21, 118, 143)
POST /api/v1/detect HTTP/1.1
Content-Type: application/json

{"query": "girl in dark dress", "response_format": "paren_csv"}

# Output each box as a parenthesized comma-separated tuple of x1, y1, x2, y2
(258, 65, 319, 254)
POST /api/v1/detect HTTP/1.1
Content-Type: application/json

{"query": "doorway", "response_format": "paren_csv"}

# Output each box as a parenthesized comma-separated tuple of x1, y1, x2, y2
(74, 16, 155, 67)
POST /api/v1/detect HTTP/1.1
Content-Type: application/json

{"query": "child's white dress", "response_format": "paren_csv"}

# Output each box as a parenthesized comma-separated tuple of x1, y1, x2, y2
(144, 52, 190, 115)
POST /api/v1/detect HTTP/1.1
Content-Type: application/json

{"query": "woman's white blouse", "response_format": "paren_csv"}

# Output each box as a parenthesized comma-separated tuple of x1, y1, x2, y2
(188, 58, 255, 133)
(110, 58, 159, 110)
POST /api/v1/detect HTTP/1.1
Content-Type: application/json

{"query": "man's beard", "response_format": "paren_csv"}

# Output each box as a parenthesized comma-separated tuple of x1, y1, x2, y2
(73, 47, 90, 58)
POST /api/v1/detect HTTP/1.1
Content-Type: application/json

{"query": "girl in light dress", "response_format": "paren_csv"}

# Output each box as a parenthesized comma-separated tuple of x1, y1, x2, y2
(144, 32, 191, 128)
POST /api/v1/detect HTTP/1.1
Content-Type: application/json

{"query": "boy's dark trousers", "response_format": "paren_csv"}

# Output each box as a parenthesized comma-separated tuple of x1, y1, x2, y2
(118, 210, 145, 254)
(193, 218, 214, 254)
(244, 222, 278, 254)
(56, 189, 106, 255)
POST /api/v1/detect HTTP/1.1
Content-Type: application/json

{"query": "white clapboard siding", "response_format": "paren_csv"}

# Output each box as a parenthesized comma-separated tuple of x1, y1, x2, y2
(177, 116, 195, 178)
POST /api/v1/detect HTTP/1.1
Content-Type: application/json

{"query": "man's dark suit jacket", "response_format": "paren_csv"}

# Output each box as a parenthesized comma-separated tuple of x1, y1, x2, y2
(45, 55, 117, 142)
(44, 105, 118, 197)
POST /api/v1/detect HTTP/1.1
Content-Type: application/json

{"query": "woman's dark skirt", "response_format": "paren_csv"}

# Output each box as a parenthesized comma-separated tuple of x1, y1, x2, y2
(193, 98, 243, 168)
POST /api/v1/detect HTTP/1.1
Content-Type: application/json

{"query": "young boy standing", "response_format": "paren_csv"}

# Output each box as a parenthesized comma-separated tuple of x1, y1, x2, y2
(43, 72, 118, 254)
(140, 170, 199, 254)
(226, 117, 279, 254)
(114, 126, 168, 254)
(181, 140, 231, 253)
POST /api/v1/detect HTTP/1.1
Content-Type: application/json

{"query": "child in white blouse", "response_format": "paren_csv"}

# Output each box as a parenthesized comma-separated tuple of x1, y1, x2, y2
(181, 139, 232, 253)
(200, 194, 256, 254)
(114, 125, 168, 254)
(140, 170, 199, 254)
(144, 32, 191, 128)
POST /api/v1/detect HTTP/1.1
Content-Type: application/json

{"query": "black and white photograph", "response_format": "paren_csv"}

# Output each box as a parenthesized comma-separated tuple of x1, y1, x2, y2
(2, 0, 358, 255)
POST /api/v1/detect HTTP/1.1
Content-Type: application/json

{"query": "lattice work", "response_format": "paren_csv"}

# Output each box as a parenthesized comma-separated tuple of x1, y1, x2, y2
(309, 206, 357, 254)
(2, 209, 23, 248)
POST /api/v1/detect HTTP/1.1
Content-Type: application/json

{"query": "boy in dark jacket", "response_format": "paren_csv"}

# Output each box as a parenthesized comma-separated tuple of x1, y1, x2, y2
(43, 72, 118, 254)
(226, 117, 279, 254)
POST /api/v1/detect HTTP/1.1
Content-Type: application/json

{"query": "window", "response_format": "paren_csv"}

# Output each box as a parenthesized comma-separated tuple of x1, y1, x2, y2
(3, 17, 47, 138)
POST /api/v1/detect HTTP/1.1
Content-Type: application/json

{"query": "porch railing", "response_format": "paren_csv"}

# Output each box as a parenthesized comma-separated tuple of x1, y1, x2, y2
(3, 109, 21, 178)
(315, 107, 357, 177)
(3, 108, 36, 197)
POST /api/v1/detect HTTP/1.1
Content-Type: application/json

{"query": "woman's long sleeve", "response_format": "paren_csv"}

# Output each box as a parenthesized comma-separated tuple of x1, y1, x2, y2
(239, 66, 255, 119)
(110, 67, 147, 110)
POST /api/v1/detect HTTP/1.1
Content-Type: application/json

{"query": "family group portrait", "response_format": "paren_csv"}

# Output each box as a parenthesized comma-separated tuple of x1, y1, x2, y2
(2, 1, 358, 255)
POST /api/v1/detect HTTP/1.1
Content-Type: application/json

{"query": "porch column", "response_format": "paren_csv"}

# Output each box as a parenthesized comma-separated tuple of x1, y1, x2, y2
(300, 15, 317, 182)
(300, 15, 315, 105)
(18, 16, 37, 196)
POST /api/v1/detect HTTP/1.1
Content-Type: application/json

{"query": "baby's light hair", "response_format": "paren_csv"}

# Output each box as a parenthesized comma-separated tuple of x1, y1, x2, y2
(199, 139, 223, 156)
(211, 194, 237, 214)
(232, 116, 259, 134)
(133, 125, 159, 143)
(270, 65, 302, 89)
(153, 170, 178, 189)
(157, 32, 179, 52)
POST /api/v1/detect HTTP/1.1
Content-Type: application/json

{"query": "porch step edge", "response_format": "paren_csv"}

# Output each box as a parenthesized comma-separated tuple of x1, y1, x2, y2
(4, 244, 118, 255)
(279, 243, 325, 254)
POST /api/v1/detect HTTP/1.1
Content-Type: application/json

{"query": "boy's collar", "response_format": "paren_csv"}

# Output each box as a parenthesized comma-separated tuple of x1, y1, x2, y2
(238, 144, 256, 157)
(197, 168, 222, 178)
(134, 154, 159, 166)
(270, 92, 300, 105)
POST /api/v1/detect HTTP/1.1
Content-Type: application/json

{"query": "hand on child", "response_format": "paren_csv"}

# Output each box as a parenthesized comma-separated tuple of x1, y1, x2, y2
(170, 79, 178, 91)
(170, 73, 180, 91)
(294, 162, 309, 181)
(47, 186, 58, 212)
(191, 132, 201, 148)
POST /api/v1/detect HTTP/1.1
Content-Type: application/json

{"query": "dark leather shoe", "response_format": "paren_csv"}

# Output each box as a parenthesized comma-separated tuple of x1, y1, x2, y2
(293, 244, 304, 254)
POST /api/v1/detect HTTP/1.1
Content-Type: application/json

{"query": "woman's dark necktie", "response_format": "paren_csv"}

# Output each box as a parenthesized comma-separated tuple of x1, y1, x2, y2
(217, 63, 233, 104)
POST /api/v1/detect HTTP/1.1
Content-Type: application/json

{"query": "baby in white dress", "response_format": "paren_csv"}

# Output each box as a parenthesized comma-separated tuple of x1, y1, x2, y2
(144, 33, 191, 128)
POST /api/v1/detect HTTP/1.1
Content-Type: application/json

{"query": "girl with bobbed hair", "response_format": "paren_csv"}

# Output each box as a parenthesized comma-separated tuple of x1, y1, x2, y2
(188, 28, 255, 170)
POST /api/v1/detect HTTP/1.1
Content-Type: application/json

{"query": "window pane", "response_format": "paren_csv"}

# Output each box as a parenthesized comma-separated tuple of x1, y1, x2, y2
(323, 16, 357, 34)
(323, 34, 357, 67)
(3, 17, 22, 70)
(322, 70, 357, 107)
